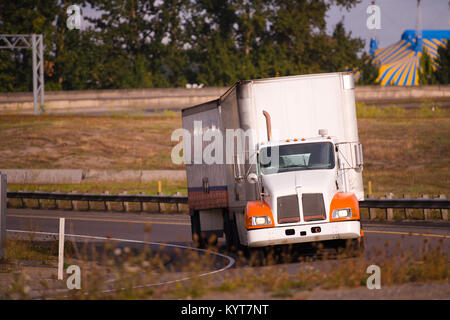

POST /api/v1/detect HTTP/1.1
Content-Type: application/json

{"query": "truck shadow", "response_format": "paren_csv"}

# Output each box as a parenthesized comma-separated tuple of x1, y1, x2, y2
(217, 239, 363, 267)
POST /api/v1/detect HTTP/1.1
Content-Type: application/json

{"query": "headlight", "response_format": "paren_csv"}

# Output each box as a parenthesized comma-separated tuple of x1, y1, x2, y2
(332, 208, 352, 219)
(251, 216, 272, 226)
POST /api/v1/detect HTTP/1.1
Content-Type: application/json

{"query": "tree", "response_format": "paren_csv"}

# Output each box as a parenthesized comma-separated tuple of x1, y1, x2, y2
(328, 21, 364, 72)
(418, 48, 437, 85)
(356, 53, 380, 85)
(434, 40, 450, 84)
(0, 0, 60, 91)
(0, 0, 364, 90)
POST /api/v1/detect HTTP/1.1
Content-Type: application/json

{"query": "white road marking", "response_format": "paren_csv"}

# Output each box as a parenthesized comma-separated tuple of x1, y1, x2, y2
(6, 229, 235, 296)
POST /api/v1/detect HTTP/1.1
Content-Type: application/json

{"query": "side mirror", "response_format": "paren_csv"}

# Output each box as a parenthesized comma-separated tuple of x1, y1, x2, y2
(247, 172, 258, 184)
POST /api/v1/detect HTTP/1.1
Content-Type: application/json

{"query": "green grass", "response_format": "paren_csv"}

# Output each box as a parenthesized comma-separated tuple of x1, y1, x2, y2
(356, 101, 449, 118)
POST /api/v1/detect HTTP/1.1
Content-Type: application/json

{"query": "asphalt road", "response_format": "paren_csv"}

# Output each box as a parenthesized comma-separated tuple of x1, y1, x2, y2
(5, 208, 450, 296)
(7, 208, 449, 249)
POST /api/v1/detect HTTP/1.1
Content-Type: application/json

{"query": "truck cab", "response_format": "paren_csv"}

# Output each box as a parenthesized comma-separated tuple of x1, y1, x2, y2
(245, 136, 362, 247)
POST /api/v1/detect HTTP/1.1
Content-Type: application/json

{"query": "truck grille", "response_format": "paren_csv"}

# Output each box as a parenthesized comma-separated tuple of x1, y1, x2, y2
(277, 195, 300, 224)
(302, 193, 326, 222)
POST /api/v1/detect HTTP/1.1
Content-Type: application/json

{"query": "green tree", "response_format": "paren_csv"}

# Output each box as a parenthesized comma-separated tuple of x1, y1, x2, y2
(0, 0, 364, 90)
(0, 0, 60, 91)
(356, 53, 380, 85)
(434, 40, 450, 84)
(418, 48, 437, 85)
(328, 21, 364, 72)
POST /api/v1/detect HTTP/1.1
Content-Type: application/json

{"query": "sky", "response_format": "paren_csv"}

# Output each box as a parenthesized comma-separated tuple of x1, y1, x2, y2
(326, 0, 449, 52)
(83, 0, 449, 54)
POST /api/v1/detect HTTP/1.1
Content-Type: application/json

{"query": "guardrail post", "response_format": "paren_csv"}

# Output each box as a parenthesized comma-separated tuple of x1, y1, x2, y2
(386, 193, 394, 220)
(138, 192, 144, 212)
(175, 192, 181, 212)
(121, 191, 129, 212)
(19, 189, 25, 208)
(71, 190, 78, 211)
(367, 194, 376, 220)
(404, 194, 411, 219)
(0, 173, 6, 259)
(439, 194, 447, 220)
(423, 194, 429, 220)
(142, 193, 150, 212)
(54, 190, 60, 210)
(104, 191, 111, 211)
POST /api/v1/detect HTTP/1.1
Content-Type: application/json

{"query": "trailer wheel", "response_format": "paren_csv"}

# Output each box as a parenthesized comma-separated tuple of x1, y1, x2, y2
(190, 210, 206, 248)
(223, 210, 241, 252)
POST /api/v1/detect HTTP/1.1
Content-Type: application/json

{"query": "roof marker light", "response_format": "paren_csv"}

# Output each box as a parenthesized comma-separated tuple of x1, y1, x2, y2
(319, 129, 328, 137)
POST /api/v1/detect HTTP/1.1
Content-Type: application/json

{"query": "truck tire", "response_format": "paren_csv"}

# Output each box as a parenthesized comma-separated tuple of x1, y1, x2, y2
(223, 210, 241, 252)
(190, 210, 206, 248)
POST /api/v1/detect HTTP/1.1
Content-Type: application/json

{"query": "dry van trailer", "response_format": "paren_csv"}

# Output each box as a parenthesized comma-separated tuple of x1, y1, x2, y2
(182, 72, 364, 250)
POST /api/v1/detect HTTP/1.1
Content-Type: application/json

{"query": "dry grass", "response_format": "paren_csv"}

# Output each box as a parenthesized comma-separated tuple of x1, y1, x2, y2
(359, 115, 450, 197)
(1, 236, 448, 300)
(0, 112, 181, 170)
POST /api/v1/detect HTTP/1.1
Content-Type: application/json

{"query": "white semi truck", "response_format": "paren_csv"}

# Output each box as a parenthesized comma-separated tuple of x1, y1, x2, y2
(181, 72, 364, 251)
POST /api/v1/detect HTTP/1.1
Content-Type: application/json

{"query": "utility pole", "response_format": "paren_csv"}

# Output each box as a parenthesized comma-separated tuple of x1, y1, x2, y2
(415, 0, 423, 52)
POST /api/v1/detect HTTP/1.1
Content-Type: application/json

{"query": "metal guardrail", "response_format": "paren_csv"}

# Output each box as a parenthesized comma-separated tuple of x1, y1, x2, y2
(7, 191, 188, 204)
(6, 191, 450, 208)
(5, 191, 450, 220)
(6, 191, 188, 213)
(359, 198, 450, 209)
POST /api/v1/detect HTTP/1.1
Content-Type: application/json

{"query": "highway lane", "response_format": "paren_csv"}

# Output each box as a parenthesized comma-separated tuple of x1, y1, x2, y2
(6, 208, 450, 273)
(6, 209, 192, 244)
(7, 208, 449, 248)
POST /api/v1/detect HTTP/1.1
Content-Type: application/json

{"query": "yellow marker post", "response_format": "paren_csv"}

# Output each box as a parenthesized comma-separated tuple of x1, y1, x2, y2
(158, 181, 162, 194)
(368, 181, 372, 195)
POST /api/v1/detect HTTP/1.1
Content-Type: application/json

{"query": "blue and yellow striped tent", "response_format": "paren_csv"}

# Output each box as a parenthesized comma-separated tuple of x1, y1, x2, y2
(372, 30, 449, 86)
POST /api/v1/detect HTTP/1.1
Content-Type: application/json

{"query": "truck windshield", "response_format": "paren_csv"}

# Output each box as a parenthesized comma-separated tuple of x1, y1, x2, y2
(259, 142, 335, 175)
